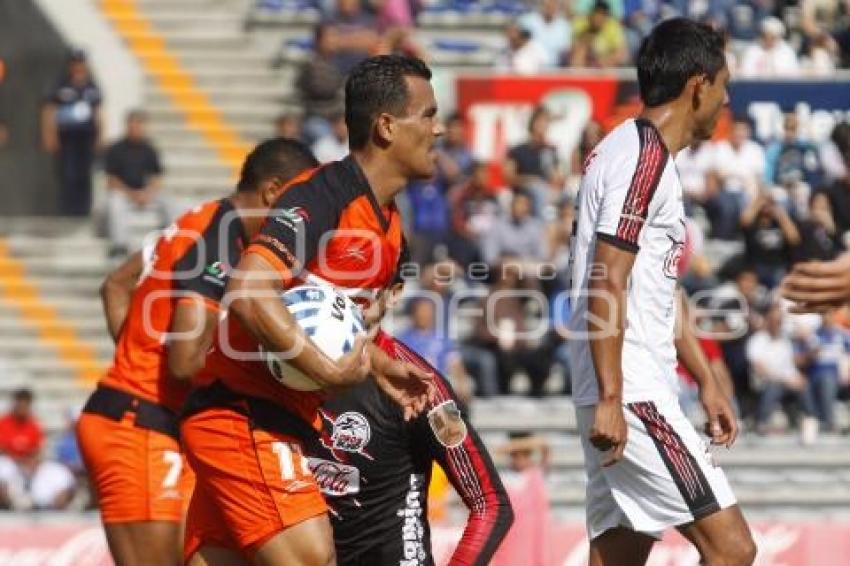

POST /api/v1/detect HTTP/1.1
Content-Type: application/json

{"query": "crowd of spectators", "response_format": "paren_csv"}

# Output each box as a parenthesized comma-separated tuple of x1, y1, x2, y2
(384, 106, 850, 438)
(0, 389, 85, 511)
(279, 0, 850, 93)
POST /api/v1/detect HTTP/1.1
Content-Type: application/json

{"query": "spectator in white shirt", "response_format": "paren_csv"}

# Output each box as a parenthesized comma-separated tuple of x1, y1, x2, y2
(715, 117, 766, 203)
(0, 454, 75, 511)
(311, 112, 348, 163)
(676, 140, 718, 205)
(501, 24, 550, 75)
(747, 302, 816, 434)
(519, 0, 571, 67)
(739, 17, 801, 77)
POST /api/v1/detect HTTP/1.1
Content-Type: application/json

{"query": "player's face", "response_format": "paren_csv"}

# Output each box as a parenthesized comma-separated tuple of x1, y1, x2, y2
(695, 65, 730, 140)
(394, 76, 444, 179)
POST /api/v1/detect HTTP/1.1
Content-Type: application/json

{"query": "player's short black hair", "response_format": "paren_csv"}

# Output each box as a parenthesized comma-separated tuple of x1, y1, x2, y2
(636, 18, 725, 108)
(236, 137, 318, 192)
(344, 55, 432, 150)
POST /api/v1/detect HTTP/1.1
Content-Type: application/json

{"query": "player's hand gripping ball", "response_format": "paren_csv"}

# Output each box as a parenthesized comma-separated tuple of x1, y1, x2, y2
(263, 285, 366, 391)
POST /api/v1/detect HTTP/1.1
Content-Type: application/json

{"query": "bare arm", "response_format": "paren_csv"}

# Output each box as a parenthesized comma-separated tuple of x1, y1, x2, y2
(100, 251, 144, 342)
(773, 205, 801, 247)
(587, 239, 635, 465)
(588, 240, 635, 402)
(227, 252, 369, 388)
(167, 298, 219, 381)
(675, 290, 738, 446)
(675, 290, 716, 392)
(740, 194, 767, 228)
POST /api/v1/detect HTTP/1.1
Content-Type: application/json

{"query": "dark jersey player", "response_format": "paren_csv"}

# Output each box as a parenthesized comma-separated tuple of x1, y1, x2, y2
(304, 329, 513, 566)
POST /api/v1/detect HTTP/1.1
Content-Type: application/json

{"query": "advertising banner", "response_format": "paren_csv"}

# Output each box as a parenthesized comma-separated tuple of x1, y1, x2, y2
(728, 80, 850, 144)
(455, 74, 850, 180)
(1, 519, 849, 565)
(433, 521, 850, 566)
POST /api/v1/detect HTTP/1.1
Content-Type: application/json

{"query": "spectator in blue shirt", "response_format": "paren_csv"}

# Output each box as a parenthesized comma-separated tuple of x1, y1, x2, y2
(796, 310, 850, 432)
(765, 113, 823, 191)
(398, 297, 473, 404)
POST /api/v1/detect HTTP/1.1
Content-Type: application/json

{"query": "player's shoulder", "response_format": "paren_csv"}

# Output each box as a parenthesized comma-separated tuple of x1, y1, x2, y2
(286, 156, 367, 205)
(173, 198, 230, 233)
(583, 119, 640, 175)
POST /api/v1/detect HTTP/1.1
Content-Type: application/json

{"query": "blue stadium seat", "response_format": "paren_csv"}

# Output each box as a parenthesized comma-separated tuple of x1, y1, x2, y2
(431, 38, 484, 53)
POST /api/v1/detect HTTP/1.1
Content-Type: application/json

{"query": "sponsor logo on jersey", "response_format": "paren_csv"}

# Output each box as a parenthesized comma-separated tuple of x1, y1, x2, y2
(427, 400, 467, 448)
(202, 261, 229, 286)
(320, 410, 374, 460)
(308, 457, 361, 497)
(341, 247, 369, 264)
(255, 234, 298, 267)
(273, 207, 311, 231)
(397, 473, 427, 565)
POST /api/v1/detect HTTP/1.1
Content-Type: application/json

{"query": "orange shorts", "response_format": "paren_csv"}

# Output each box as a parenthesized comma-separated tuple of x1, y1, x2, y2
(181, 407, 328, 561)
(76, 411, 195, 524)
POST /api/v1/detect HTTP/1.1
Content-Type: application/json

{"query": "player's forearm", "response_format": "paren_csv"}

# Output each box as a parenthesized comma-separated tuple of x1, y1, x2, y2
(102, 286, 132, 343)
(588, 277, 626, 401)
(229, 290, 345, 387)
(674, 291, 717, 392)
(168, 302, 218, 381)
(100, 251, 144, 342)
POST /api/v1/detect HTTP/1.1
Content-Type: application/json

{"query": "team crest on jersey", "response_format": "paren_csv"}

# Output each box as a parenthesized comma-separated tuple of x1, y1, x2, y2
(320, 410, 374, 460)
(662, 221, 687, 279)
(662, 236, 684, 280)
(427, 400, 467, 448)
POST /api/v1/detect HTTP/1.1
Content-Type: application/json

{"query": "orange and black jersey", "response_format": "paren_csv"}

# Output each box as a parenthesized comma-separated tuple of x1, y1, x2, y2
(102, 199, 247, 412)
(199, 156, 407, 426)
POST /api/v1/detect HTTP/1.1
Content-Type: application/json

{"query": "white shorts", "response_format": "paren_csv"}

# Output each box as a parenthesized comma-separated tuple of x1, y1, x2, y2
(576, 394, 737, 540)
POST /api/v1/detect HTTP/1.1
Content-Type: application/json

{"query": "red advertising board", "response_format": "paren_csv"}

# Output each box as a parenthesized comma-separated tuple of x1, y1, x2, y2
(455, 75, 641, 184)
(0, 520, 846, 565)
(433, 522, 850, 565)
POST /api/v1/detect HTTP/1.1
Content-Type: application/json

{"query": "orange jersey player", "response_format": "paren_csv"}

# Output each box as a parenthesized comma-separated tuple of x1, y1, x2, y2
(181, 55, 441, 566)
(76, 139, 318, 566)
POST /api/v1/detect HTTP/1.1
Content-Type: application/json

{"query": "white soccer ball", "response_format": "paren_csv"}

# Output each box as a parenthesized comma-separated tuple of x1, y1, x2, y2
(263, 284, 366, 391)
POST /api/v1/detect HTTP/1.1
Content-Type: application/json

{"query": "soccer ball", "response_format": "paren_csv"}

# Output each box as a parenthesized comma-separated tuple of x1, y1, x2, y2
(263, 284, 366, 391)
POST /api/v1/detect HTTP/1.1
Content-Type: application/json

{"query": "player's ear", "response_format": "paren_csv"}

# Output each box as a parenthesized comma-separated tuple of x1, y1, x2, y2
(690, 74, 707, 111)
(260, 178, 282, 207)
(375, 113, 395, 145)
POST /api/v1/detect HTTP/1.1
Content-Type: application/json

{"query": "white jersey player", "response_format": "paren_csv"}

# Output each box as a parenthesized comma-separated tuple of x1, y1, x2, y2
(567, 18, 757, 566)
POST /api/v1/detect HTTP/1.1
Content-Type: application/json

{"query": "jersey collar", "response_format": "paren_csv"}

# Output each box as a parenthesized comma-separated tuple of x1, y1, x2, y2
(342, 155, 392, 233)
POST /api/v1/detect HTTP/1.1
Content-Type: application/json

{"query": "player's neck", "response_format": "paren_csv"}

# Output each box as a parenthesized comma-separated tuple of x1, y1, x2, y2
(638, 106, 693, 155)
(351, 151, 405, 206)
(229, 191, 262, 238)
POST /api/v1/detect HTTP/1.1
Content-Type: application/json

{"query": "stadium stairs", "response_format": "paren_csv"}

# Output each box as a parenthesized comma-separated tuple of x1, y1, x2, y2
(2, 0, 848, 519)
